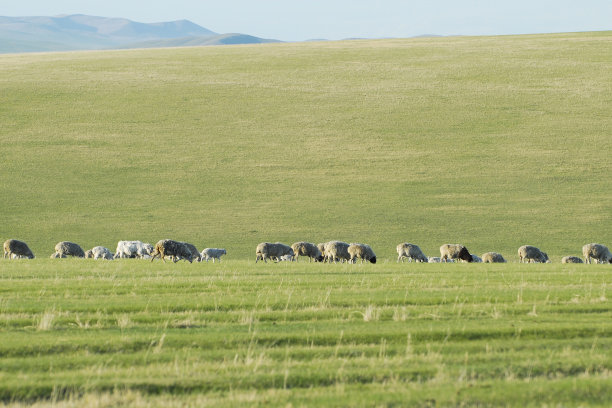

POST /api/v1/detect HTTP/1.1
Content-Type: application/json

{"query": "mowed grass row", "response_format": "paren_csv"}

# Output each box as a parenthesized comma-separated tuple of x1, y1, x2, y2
(0, 260, 611, 406)
(1, 32, 611, 260)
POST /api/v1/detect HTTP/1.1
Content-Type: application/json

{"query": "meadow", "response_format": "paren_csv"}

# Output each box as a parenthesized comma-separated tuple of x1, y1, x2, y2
(1, 31, 611, 260)
(1, 30, 611, 406)
(0, 259, 611, 407)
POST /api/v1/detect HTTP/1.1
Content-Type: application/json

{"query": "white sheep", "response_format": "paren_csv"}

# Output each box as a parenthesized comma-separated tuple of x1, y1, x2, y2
(582, 243, 612, 264)
(396, 243, 428, 263)
(348, 243, 377, 264)
(482, 252, 506, 263)
(278, 254, 294, 262)
(201, 248, 227, 263)
(324, 241, 351, 263)
(291, 242, 324, 262)
(255, 242, 294, 263)
(518, 245, 549, 263)
(114, 241, 154, 259)
(90, 246, 113, 260)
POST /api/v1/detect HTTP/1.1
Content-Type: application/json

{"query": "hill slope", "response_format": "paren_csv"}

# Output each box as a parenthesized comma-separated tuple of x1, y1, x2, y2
(0, 32, 610, 259)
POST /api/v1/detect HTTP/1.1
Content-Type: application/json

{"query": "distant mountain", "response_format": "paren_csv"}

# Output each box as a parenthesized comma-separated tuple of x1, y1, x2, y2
(0, 15, 279, 53)
(121, 33, 280, 49)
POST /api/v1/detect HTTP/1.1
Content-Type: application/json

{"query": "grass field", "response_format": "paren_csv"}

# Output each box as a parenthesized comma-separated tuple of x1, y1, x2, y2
(0, 260, 611, 407)
(1, 31, 612, 406)
(1, 31, 611, 261)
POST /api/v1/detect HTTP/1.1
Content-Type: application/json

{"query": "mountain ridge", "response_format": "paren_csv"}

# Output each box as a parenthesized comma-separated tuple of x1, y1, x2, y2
(0, 14, 278, 53)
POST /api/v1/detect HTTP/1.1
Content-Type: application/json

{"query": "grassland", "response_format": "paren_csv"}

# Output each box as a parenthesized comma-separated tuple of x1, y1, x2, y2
(1, 31, 611, 260)
(1, 31, 612, 406)
(0, 259, 611, 407)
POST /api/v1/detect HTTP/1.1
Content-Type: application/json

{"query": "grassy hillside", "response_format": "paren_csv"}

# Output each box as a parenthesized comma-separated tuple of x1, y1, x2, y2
(0, 260, 611, 406)
(1, 32, 611, 260)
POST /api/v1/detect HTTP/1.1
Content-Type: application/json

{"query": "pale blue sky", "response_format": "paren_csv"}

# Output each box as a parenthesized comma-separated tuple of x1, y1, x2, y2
(3, 0, 611, 41)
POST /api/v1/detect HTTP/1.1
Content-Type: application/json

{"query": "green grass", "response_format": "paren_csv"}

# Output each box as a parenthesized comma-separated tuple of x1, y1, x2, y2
(0, 260, 611, 406)
(1, 32, 611, 261)
(1, 31, 612, 406)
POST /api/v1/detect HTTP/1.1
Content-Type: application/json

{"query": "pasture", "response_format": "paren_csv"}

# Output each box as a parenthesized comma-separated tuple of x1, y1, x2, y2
(1, 30, 611, 406)
(0, 259, 611, 407)
(1, 31, 611, 260)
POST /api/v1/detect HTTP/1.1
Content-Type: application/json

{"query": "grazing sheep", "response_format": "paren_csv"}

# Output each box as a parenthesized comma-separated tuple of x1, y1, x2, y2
(3, 239, 35, 259)
(255, 242, 294, 263)
(348, 243, 377, 264)
(470, 254, 483, 263)
(291, 242, 324, 262)
(428, 257, 442, 263)
(84, 249, 94, 258)
(201, 248, 227, 263)
(518, 245, 549, 263)
(324, 241, 351, 263)
(317, 243, 327, 259)
(582, 243, 612, 264)
(179, 242, 201, 262)
(396, 243, 428, 263)
(562, 256, 583, 264)
(53, 241, 85, 258)
(50, 252, 67, 259)
(440, 244, 473, 263)
(150, 239, 194, 263)
(90, 246, 113, 260)
(114, 241, 154, 259)
(482, 252, 507, 263)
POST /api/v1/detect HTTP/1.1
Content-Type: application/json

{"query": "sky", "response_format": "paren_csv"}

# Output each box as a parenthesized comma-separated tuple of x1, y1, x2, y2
(2, 0, 611, 41)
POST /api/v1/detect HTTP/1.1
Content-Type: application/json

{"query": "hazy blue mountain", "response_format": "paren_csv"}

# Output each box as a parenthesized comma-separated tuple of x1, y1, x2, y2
(121, 33, 280, 49)
(0, 15, 278, 53)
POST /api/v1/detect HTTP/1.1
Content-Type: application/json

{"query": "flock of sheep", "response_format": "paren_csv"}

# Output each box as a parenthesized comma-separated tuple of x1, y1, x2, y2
(2, 239, 227, 263)
(3, 238, 612, 265)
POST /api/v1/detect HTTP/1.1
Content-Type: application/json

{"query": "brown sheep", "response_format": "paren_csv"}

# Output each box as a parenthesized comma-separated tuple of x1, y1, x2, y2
(3, 239, 35, 259)
(150, 239, 194, 263)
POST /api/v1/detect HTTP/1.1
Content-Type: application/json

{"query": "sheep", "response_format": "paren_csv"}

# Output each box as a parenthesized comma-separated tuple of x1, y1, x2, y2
(90, 246, 113, 260)
(150, 239, 194, 263)
(582, 243, 612, 264)
(278, 254, 294, 262)
(50, 252, 67, 259)
(324, 241, 351, 263)
(428, 257, 442, 263)
(201, 248, 227, 263)
(518, 245, 549, 263)
(317, 242, 335, 262)
(348, 243, 377, 264)
(562, 256, 583, 264)
(179, 242, 201, 262)
(440, 244, 473, 263)
(482, 252, 507, 263)
(255, 242, 294, 263)
(470, 254, 483, 263)
(396, 243, 428, 263)
(3, 239, 35, 259)
(291, 242, 324, 262)
(114, 241, 154, 259)
(53, 241, 85, 258)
